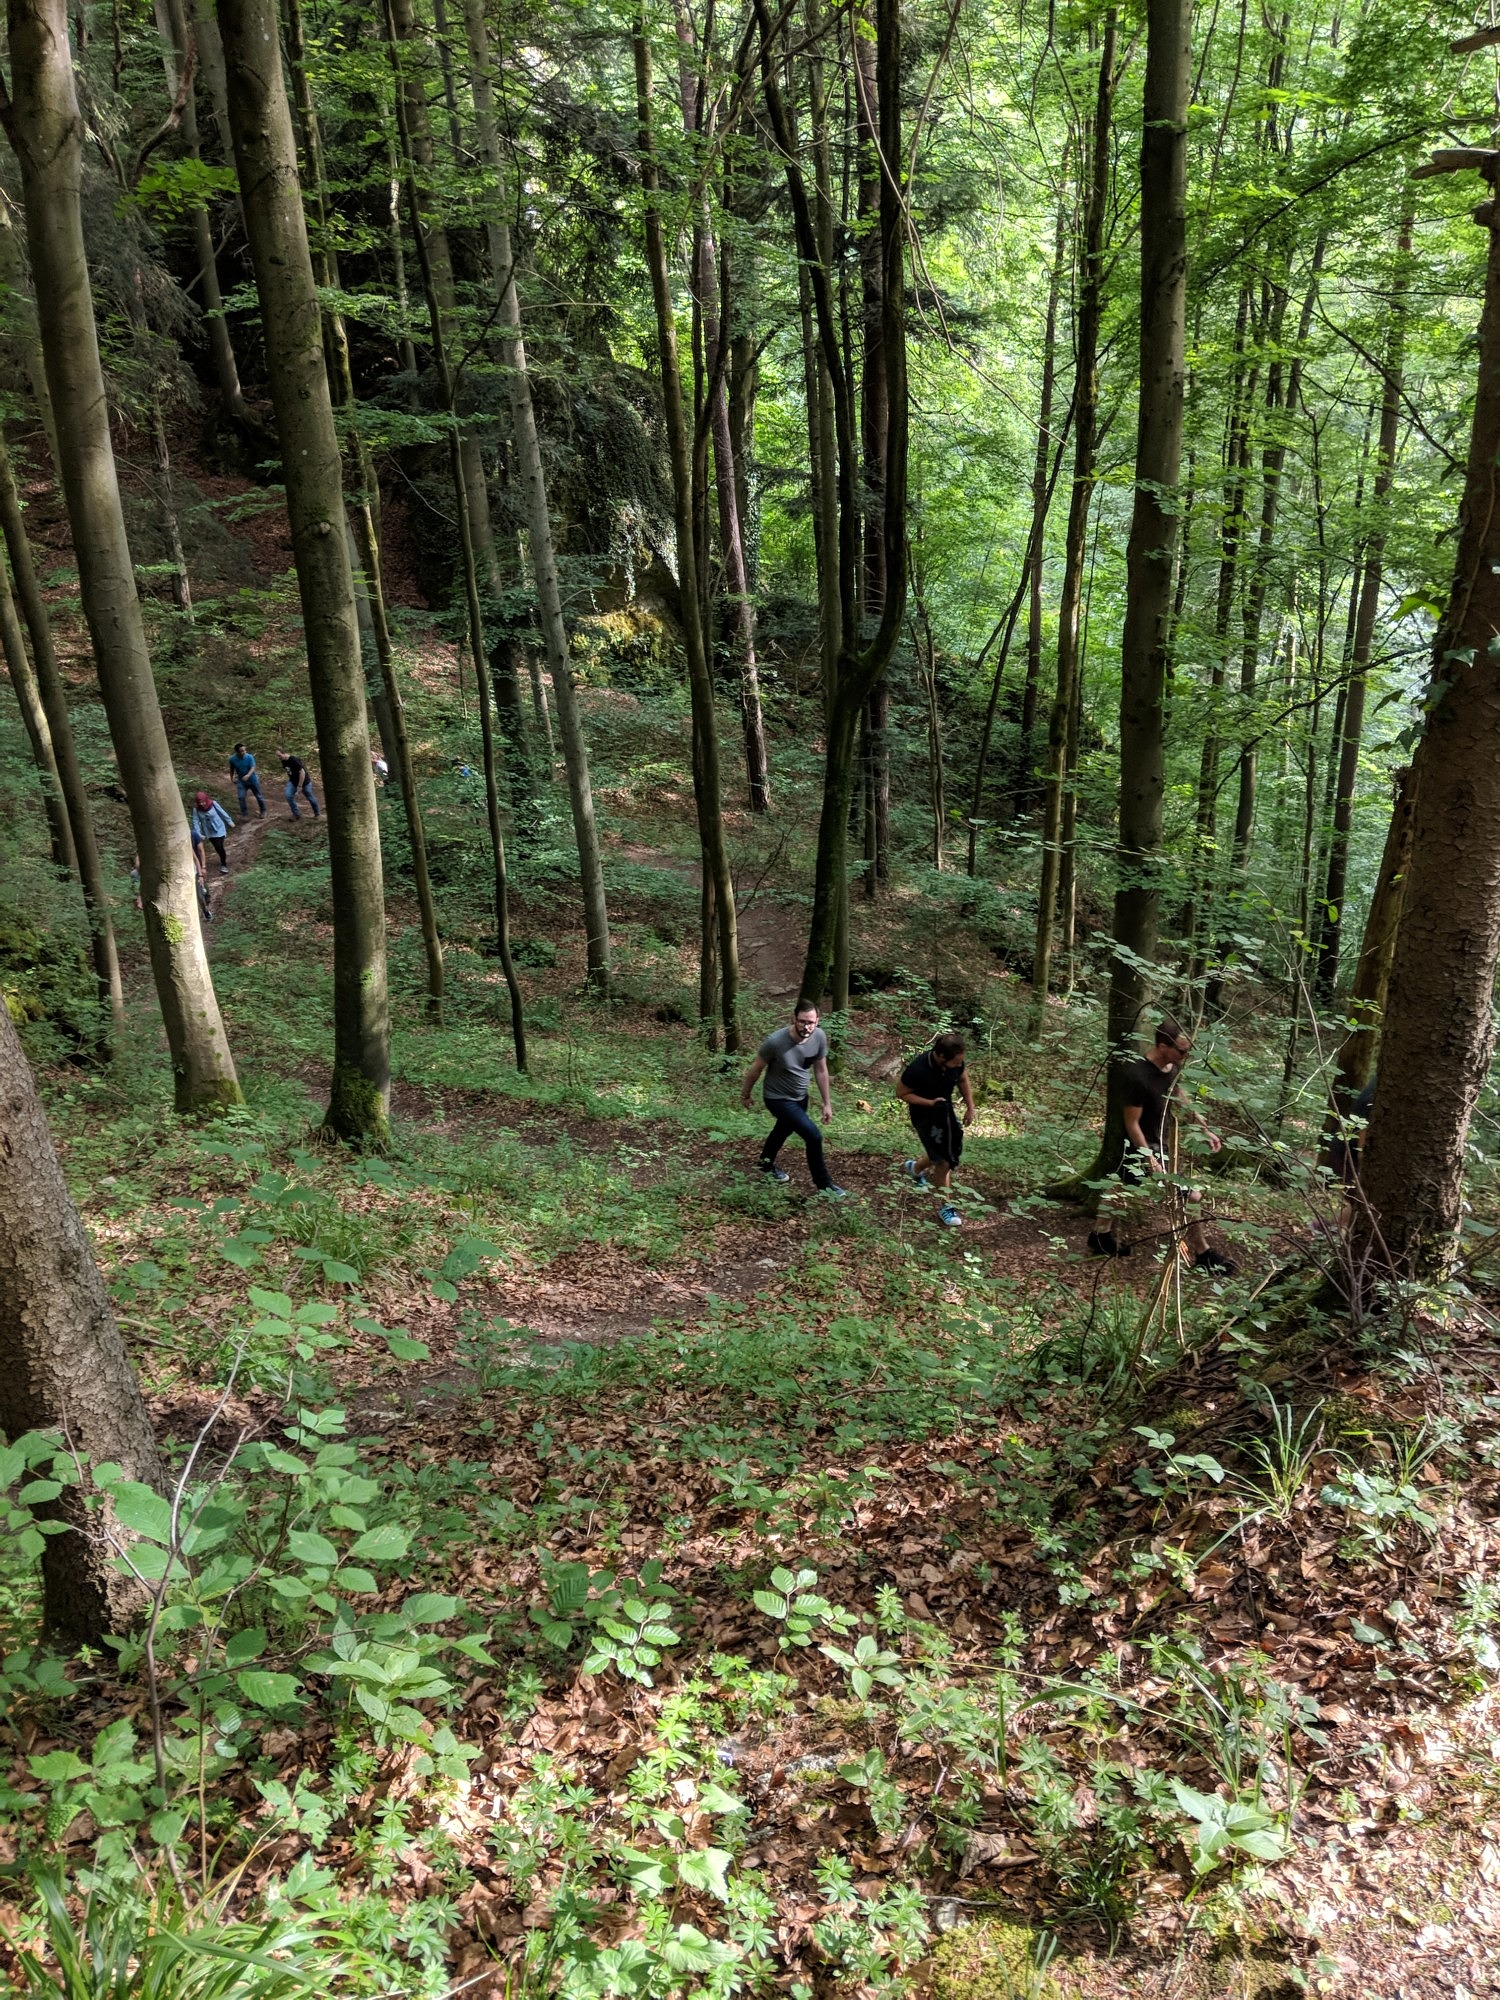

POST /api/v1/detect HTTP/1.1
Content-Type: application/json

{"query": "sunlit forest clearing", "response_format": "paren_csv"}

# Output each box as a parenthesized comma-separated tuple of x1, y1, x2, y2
(2, 0, 1500, 1993)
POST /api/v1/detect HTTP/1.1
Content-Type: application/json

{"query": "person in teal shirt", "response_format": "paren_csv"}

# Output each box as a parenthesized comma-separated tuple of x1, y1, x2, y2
(228, 743, 266, 817)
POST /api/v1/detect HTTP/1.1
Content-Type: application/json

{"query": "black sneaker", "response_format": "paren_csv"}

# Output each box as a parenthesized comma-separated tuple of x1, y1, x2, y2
(761, 1164, 791, 1183)
(1087, 1230, 1129, 1258)
(1193, 1248, 1238, 1276)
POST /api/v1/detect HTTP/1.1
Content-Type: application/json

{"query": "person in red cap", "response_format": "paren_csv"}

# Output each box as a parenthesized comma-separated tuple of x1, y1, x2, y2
(189, 789, 234, 876)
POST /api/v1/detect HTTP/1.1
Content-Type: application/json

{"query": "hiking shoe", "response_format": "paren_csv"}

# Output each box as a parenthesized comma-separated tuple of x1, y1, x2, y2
(903, 1158, 930, 1189)
(761, 1164, 791, 1183)
(821, 1185, 850, 1200)
(1193, 1248, 1238, 1276)
(1087, 1229, 1129, 1258)
(219, 865, 229, 876)
(938, 1204, 962, 1228)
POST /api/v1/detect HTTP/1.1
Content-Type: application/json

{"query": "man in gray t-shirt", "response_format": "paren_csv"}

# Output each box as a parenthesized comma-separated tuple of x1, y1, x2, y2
(739, 1004, 845, 1196)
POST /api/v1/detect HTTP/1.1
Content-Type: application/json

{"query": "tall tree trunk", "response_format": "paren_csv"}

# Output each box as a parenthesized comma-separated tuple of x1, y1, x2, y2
(0, 1001, 165, 1642)
(1063, 0, 1189, 1194)
(665, 0, 771, 824)
(1358, 164, 1500, 1274)
(283, 0, 444, 1021)
(220, 0, 391, 1142)
(636, 18, 739, 1049)
(385, 0, 526, 1067)
(0, 434, 121, 1022)
(1326, 762, 1413, 1131)
(1032, 10, 1117, 1023)
(757, 0, 907, 1006)
(4, 0, 239, 1113)
(151, 0, 255, 434)
(461, 0, 614, 990)
(0, 549, 74, 873)
(1016, 203, 1065, 813)
(386, 0, 502, 600)
(853, 10, 890, 884)
(1316, 210, 1412, 1002)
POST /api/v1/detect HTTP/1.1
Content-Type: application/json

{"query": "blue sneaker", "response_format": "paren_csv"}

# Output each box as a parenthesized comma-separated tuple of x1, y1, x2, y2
(761, 1163, 791, 1184)
(903, 1158, 930, 1189)
(938, 1204, 962, 1228)
(821, 1185, 850, 1201)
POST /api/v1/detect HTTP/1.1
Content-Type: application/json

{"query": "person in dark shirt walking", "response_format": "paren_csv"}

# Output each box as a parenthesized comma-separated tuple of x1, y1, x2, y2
(740, 1003, 847, 1197)
(1089, 1017, 1236, 1273)
(228, 743, 266, 817)
(277, 748, 320, 818)
(897, 1031, 975, 1228)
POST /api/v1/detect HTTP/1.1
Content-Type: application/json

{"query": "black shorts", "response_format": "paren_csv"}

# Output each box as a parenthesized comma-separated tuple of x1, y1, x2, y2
(1120, 1148, 1152, 1189)
(909, 1100, 963, 1168)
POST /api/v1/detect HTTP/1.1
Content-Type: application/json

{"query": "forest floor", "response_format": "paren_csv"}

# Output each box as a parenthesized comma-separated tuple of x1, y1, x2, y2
(4, 437, 1500, 1999)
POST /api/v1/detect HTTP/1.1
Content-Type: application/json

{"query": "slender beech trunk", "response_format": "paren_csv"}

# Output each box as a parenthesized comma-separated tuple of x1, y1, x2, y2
(151, 0, 254, 433)
(462, 0, 613, 990)
(1016, 203, 1065, 811)
(1032, 10, 1116, 1023)
(1061, 0, 1189, 1194)
(283, 0, 444, 1020)
(0, 189, 57, 458)
(668, 0, 768, 816)
(385, 0, 525, 1067)
(220, 0, 390, 1140)
(0, 1003, 166, 1642)
(386, 0, 501, 602)
(853, 11, 889, 882)
(1325, 762, 1413, 1137)
(712, 237, 771, 811)
(636, 19, 739, 1048)
(0, 434, 121, 1020)
(1358, 158, 1500, 1273)
(0, 550, 74, 872)
(758, 0, 907, 1003)
(4, 0, 238, 1111)
(1316, 210, 1412, 1001)
(1183, 288, 1253, 971)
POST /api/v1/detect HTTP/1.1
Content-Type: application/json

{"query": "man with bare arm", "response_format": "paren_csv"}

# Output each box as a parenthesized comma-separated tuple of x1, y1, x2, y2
(741, 1003, 847, 1198)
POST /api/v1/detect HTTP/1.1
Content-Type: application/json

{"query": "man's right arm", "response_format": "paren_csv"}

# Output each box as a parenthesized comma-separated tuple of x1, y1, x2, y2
(740, 1055, 766, 1107)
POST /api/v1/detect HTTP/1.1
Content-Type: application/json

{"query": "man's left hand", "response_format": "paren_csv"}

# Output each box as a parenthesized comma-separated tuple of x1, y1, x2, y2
(962, 1107, 974, 1127)
(1205, 1131, 1222, 1154)
(821, 1105, 834, 1125)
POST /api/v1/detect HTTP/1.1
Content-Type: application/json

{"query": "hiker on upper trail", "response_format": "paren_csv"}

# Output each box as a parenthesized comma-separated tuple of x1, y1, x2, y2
(741, 1002, 847, 1198)
(897, 1030, 976, 1230)
(190, 790, 233, 876)
(371, 748, 390, 786)
(1088, 1017, 1237, 1274)
(228, 742, 266, 818)
(277, 748, 320, 819)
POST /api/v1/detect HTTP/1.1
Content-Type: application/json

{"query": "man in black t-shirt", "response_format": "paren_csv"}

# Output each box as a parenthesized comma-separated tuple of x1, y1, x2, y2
(1089, 1017, 1236, 1274)
(897, 1031, 976, 1228)
(277, 748, 321, 820)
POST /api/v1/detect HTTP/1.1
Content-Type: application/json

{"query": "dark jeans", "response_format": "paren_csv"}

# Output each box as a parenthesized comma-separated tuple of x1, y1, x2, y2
(235, 772, 265, 815)
(760, 1097, 831, 1189)
(285, 776, 320, 818)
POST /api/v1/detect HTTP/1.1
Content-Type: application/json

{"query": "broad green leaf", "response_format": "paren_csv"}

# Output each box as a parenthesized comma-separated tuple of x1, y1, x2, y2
(287, 1529, 339, 1567)
(109, 1482, 173, 1544)
(29, 1750, 88, 1783)
(349, 1522, 409, 1561)
(224, 1627, 268, 1668)
(236, 1669, 303, 1710)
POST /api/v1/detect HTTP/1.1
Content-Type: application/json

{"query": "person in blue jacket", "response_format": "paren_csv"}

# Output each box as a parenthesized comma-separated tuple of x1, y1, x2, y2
(228, 742, 266, 817)
(190, 790, 234, 875)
